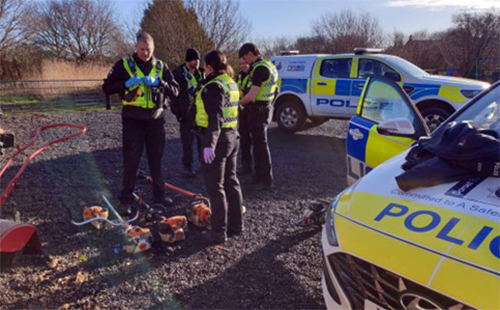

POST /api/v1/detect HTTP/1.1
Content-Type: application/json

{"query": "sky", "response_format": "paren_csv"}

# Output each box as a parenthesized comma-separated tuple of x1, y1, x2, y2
(113, 0, 500, 40)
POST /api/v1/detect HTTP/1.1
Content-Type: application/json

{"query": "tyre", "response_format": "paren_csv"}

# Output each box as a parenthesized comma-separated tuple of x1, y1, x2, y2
(419, 106, 453, 132)
(309, 116, 328, 126)
(276, 100, 306, 133)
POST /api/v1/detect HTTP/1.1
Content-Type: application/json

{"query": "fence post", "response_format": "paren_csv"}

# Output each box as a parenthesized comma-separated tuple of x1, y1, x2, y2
(106, 95, 110, 110)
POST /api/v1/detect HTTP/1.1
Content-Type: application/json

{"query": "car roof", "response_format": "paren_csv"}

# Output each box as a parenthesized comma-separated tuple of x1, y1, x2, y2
(271, 53, 406, 64)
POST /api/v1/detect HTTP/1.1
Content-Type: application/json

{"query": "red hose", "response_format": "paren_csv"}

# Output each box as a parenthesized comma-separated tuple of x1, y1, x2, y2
(0, 123, 87, 206)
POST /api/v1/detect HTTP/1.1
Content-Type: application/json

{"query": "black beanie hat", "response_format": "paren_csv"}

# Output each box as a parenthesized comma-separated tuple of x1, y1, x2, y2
(185, 48, 200, 62)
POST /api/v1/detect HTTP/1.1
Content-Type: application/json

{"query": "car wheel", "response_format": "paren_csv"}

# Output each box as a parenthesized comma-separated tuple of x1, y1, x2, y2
(420, 106, 452, 132)
(309, 116, 328, 126)
(276, 100, 306, 133)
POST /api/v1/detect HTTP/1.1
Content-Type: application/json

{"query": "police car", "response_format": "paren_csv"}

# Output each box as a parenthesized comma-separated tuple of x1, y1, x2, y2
(322, 78, 500, 309)
(270, 49, 490, 133)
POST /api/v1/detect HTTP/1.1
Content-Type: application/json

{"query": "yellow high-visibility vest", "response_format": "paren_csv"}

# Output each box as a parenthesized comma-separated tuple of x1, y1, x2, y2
(236, 71, 252, 97)
(195, 74, 239, 128)
(250, 59, 278, 102)
(122, 56, 164, 109)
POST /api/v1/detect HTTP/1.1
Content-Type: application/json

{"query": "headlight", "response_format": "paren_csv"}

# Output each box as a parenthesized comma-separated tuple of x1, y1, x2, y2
(325, 194, 341, 246)
(460, 89, 481, 99)
(325, 182, 358, 246)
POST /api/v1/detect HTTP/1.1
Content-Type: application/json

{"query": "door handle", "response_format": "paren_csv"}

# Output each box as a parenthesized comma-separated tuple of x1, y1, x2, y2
(317, 82, 327, 86)
(355, 83, 364, 89)
(349, 128, 364, 140)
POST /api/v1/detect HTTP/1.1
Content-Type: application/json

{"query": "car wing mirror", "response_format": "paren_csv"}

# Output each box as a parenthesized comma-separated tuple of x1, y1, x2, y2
(377, 118, 415, 137)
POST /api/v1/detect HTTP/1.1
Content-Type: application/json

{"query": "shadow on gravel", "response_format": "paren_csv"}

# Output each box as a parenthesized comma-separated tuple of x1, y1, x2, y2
(2, 116, 343, 309)
(177, 229, 324, 310)
(264, 128, 347, 201)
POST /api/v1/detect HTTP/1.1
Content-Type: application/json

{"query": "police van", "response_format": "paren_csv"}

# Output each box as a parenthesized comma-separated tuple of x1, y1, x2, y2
(322, 78, 500, 309)
(270, 49, 489, 133)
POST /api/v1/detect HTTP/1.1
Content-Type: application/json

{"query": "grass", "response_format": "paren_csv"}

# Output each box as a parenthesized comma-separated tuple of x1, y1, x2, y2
(1, 96, 42, 105)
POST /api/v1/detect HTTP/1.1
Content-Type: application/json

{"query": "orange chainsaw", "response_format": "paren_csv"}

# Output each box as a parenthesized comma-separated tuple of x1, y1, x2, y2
(295, 200, 328, 228)
(140, 173, 211, 229)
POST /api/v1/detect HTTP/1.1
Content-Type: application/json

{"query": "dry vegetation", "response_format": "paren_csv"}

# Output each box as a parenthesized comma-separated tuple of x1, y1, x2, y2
(32, 60, 110, 81)
(2, 60, 109, 102)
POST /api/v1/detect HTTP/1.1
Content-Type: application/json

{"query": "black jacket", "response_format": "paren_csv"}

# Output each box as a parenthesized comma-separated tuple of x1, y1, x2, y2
(396, 121, 500, 191)
(102, 53, 179, 121)
(171, 63, 204, 120)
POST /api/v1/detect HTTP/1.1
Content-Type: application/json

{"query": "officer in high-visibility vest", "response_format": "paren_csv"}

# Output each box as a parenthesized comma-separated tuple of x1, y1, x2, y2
(196, 50, 243, 244)
(236, 57, 253, 176)
(238, 43, 278, 190)
(172, 48, 204, 178)
(103, 32, 179, 207)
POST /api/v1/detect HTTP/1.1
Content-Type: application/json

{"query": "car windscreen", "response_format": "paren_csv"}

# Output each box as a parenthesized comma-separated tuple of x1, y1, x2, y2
(452, 84, 500, 136)
(385, 56, 429, 77)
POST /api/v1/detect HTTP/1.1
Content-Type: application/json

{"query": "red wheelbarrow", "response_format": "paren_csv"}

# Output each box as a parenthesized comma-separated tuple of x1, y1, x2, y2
(0, 122, 86, 268)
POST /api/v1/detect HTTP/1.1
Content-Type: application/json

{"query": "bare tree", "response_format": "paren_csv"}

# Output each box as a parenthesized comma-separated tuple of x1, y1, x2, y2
(255, 36, 297, 58)
(389, 30, 406, 48)
(437, 10, 500, 78)
(311, 9, 386, 53)
(295, 35, 330, 54)
(387, 30, 444, 71)
(140, 0, 214, 67)
(0, 0, 32, 53)
(28, 0, 123, 61)
(0, 0, 40, 79)
(185, 0, 250, 53)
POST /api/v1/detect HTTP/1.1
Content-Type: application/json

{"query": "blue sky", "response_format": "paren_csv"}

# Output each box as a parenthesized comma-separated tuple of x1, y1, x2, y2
(113, 0, 500, 40)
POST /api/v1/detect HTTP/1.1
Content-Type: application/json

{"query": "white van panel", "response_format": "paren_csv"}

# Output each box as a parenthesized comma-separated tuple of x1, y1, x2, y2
(270, 55, 321, 79)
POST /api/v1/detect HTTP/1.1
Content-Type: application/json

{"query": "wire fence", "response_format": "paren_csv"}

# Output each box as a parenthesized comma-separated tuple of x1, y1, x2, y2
(0, 79, 120, 114)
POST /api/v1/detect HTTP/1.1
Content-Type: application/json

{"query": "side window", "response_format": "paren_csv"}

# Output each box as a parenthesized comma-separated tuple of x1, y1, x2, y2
(319, 58, 352, 78)
(361, 80, 416, 124)
(380, 62, 398, 79)
(358, 59, 377, 79)
(358, 59, 400, 80)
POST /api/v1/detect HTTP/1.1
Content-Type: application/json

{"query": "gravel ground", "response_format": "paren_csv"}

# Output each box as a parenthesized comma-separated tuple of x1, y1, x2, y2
(0, 110, 348, 309)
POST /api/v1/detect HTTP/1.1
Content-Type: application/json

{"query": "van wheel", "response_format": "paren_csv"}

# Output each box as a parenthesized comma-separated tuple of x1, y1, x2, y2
(420, 106, 452, 132)
(276, 101, 306, 133)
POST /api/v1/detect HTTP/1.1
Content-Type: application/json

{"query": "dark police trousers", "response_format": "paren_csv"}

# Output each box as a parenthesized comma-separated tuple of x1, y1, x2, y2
(238, 107, 253, 171)
(180, 117, 200, 169)
(121, 117, 165, 203)
(247, 104, 273, 183)
(202, 130, 243, 236)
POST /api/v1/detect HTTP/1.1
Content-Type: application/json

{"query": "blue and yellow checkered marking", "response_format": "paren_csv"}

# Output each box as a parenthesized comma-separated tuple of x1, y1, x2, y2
(347, 116, 372, 162)
(351, 80, 365, 97)
(404, 83, 467, 103)
(335, 79, 352, 96)
(347, 115, 414, 177)
(311, 79, 353, 96)
(280, 78, 308, 94)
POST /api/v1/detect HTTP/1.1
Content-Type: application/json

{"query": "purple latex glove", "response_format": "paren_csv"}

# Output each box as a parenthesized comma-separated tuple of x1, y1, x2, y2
(203, 147, 215, 164)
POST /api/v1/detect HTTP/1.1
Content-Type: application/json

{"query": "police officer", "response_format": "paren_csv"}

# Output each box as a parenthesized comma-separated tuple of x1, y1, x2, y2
(172, 48, 204, 177)
(103, 32, 179, 207)
(236, 57, 253, 175)
(196, 50, 243, 244)
(238, 43, 278, 190)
